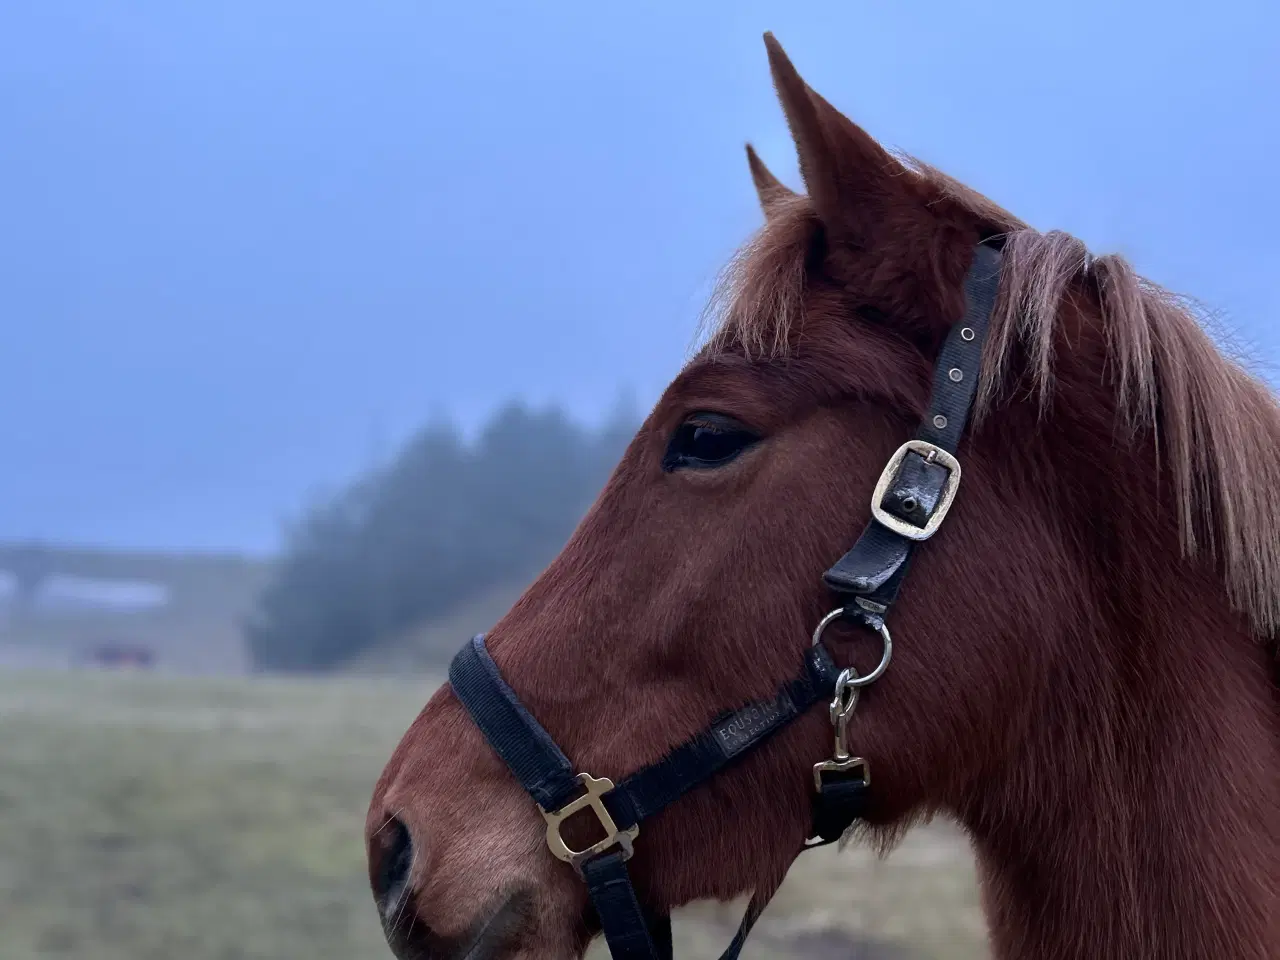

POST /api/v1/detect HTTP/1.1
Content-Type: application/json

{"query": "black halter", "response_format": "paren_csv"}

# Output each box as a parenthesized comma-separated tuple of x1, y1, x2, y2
(447, 242, 1003, 960)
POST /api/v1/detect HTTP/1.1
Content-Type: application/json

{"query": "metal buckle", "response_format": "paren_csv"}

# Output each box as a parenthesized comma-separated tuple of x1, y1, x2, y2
(812, 756, 871, 792)
(539, 773, 638, 869)
(870, 439, 961, 541)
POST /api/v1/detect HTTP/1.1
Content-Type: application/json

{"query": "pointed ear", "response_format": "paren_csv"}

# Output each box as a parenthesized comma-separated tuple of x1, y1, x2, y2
(745, 143, 797, 219)
(763, 33, 910, 243)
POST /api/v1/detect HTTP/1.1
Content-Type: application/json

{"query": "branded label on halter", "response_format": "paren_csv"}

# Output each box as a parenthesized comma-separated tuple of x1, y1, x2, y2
(712, 691, 796, 757)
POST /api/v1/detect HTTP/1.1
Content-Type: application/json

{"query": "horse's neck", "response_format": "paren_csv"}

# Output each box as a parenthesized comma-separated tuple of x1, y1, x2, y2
(963, 590, 1278, 960)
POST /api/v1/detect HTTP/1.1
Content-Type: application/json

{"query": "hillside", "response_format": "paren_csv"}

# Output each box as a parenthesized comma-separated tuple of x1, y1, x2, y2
(347, 578, 533, 673)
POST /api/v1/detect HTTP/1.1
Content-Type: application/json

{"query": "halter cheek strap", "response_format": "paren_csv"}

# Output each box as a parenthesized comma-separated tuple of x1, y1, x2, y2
(823, 243, 1002, 626)
(446, 241, 1003, 960)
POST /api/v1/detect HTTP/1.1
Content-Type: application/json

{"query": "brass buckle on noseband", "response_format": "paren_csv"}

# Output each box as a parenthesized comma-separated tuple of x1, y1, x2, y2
(539, 773, 639, 870)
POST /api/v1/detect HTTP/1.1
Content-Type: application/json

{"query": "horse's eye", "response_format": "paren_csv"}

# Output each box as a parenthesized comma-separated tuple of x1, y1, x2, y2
(662, 413, 760, 471)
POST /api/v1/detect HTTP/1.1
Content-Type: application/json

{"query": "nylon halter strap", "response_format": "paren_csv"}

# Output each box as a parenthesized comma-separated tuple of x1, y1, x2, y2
(447, 241, 1003, 960)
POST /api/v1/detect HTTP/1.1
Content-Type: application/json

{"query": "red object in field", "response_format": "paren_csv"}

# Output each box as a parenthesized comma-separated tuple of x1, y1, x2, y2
(84, 643, 155, 669)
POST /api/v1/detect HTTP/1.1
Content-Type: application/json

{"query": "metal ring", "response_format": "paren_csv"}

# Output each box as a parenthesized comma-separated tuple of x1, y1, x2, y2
(811, 607, 893, 687)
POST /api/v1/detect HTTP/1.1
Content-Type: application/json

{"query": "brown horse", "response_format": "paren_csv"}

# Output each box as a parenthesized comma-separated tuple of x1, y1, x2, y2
(367, 33, 1279, 960)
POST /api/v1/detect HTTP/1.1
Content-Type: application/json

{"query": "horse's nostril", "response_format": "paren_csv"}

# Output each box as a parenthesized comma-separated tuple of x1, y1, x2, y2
(371, 815, 415, 916)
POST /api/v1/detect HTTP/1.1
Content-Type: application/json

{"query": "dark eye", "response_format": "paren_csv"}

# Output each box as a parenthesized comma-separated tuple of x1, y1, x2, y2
(662, 413, 760, 472)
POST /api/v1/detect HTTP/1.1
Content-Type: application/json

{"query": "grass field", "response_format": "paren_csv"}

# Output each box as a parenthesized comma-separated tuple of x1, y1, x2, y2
(0, 668, 989, 960)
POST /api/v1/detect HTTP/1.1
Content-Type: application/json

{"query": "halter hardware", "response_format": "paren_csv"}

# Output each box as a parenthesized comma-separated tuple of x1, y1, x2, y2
(812, 755, 869, 792)
(445, 241, 1004, 960)
(540, 772, 639, 869)
(870, 439, 961, 541)
(812, 666, 871, 792)
(811, 607, 893, 685)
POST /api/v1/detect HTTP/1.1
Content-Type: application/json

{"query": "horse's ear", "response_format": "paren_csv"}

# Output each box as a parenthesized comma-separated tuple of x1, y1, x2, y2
(745, 143, 796, 219)
(763, 32, 908, 244)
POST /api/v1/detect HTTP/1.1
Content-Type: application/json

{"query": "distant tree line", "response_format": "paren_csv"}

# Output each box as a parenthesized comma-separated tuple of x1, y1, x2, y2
(245, 398, 639, 671)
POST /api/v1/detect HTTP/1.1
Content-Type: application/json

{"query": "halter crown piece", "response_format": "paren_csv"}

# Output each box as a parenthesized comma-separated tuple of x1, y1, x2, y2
(448, 242, 1004, 960)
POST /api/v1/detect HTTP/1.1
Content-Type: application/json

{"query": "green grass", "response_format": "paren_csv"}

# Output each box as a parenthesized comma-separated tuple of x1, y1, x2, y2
(0, 669, 989, 960)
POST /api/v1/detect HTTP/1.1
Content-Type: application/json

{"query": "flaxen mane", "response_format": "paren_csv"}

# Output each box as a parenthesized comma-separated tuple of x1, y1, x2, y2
(700, 162, 1280, 652)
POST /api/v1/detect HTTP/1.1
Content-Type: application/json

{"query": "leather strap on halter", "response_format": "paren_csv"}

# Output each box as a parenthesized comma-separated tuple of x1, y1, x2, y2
(449, 633, 848, 960)
(446, 240, 1003, 960)
(823, 243, 1002, 626)
(449, 634, 843, 836)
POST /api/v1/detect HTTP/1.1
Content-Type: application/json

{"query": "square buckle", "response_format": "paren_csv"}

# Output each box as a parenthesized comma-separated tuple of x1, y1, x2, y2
(539, 773, 639, 869)
(870, 440, 961, 541)
(812, 756, 871, 792)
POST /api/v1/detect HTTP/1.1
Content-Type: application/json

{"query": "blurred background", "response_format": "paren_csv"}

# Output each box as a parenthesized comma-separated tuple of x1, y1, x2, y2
(0, 2, 1275, 959)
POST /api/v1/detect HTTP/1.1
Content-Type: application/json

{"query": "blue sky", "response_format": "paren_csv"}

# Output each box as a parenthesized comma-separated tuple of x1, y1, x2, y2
(1, 1, 1276, 553)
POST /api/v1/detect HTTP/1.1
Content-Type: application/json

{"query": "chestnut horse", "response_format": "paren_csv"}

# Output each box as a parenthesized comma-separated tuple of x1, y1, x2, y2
(367, 33, 1279, 960)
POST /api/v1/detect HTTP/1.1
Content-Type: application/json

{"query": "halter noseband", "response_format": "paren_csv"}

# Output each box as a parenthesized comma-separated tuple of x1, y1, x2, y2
(447, 242, 1003, 960)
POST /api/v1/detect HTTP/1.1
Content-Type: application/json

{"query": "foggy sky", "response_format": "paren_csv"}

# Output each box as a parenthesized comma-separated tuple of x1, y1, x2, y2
(1, 1, 1276, 552)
